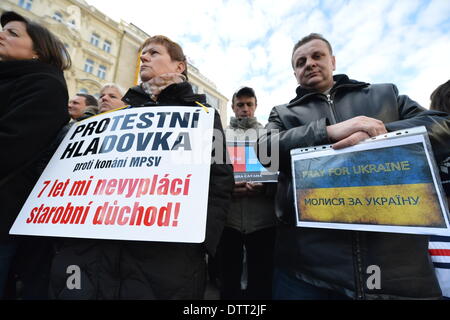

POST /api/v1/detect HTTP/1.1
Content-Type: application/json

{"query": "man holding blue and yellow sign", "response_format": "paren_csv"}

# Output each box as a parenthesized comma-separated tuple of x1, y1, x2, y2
(258, 33, 450, 300)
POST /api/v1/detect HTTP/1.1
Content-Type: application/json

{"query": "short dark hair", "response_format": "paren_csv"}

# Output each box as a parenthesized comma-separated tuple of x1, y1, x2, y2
(292, 33, 333, 68)
(141, 35, 188, 80)
(76, 93, 98, 107)
(430, 80, 450, 113)
(1, 11, 71, 70)
(232, 87, 257, 106)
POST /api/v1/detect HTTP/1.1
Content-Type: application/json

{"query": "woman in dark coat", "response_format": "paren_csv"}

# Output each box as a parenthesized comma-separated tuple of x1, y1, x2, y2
(0, 11, 70, 298)
(49, 35, 234, 299)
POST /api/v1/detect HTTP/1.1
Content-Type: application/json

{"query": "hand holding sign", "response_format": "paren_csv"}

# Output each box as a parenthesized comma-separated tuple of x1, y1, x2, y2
(332, 131, 370, 149)
(232, 182, 264, 198)
(246, 182, 264, 196)
(327, 116, 387, 149)
(233, 182, 248, 198)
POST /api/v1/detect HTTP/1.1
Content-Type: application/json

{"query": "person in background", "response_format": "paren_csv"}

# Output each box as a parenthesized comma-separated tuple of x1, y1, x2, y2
(0, 11, 71, 299)
(49, 35, 233, 299)
(68, 93, 98, 121)
(98, 83, 126, 113)
(428, 79, 450, 299)
(217, 86, 276, 299)
(258, 33, 450, 300)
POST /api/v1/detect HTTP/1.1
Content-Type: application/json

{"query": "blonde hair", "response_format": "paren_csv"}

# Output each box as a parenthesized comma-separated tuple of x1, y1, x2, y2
(99, 83, 125, 97)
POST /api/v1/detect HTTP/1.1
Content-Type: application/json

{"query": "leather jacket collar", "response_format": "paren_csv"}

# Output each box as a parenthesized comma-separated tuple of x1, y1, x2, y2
(287, 74, 368, 107)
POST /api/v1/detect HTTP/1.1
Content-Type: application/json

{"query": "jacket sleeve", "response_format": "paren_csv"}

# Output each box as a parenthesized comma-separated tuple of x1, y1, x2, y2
(384, 85, 450, 163)
(204, 110, 234, 256)
(0, 74, 69, 180)
(257, 105, 330, 174)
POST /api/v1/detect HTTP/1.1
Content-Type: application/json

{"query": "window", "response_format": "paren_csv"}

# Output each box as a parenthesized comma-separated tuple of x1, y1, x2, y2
(103, 40, 111, 53)
(90, 33, 100, 47)
(18, 0, 33, 10)
(84, 59, 94, 73)
(68, 19, 76, 28)
(97, 65, 107, 80)
(52, 12, 63, 23)
(79, 88, 88, 94)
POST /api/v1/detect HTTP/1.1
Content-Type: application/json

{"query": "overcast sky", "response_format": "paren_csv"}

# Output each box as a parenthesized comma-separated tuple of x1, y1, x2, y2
(85, 0, 450, 123)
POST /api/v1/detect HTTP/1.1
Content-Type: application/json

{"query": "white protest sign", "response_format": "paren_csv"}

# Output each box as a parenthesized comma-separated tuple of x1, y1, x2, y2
(10, 106, 214, 243)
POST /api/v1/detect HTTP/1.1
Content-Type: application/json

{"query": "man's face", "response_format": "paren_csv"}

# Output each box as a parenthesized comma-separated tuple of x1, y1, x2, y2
(292, 39, 336, 92)
(68, 95, 87, 120)
(98, 87, 125, 113)
(232, 95, 257, 118)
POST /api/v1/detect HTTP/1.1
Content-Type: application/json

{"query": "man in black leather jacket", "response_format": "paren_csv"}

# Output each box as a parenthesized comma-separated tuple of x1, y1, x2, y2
(258, 33, 450, 299)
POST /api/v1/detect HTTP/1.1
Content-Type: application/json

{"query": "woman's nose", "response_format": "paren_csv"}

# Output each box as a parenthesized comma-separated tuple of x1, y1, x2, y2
(140, 53, 150, 63)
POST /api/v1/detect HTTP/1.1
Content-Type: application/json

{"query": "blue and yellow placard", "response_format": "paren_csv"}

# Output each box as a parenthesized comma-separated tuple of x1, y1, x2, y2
(291, 127, 450, 235)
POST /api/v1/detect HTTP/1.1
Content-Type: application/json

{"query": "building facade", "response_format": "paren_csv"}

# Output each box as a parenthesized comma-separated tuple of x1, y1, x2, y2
(1, 0, 228, 125)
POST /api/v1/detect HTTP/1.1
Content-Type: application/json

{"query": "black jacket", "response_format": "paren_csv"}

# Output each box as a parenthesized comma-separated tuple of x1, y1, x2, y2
(0, 60, 69, 240)
(259, 74, 450, 299)
(123, 82, 234, 255)
(49, 82, 233, 299)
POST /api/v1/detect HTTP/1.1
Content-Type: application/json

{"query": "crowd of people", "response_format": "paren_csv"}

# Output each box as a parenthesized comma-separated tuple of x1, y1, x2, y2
(0, 10, 449, 300)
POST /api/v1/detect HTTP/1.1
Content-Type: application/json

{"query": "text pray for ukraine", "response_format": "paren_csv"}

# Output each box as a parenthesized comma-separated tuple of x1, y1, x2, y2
(303, 161, 411, 178)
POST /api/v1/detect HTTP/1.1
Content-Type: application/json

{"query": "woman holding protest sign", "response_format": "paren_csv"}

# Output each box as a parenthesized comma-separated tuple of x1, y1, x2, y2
(48, 35, 233, 299)
(0, 11, 70, 298)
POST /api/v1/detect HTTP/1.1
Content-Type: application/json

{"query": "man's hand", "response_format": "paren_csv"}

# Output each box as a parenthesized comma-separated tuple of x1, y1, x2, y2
(331, 131, 370, 149)
(246, 182, 264, 196)
(327, 116, 387, 149)
(232, 182, 264, 197)
(233, 182, 248, 198)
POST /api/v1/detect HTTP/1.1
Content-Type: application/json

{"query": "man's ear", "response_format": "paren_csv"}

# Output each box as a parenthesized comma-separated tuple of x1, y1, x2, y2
(332, 55, 336, 71)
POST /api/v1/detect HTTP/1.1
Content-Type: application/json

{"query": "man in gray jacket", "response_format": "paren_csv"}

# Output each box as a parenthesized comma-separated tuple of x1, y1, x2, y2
(258, 33, 450, 299)
(217, 87, 277, 299)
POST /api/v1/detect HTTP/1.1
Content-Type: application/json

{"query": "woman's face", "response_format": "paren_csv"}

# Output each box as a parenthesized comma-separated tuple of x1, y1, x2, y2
(139, 42, 185, 82)
(0, 21, 37, 61)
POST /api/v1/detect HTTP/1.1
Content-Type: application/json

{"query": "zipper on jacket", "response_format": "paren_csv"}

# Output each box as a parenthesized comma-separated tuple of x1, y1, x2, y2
(353, 231, 365, 300)
(325, 94, 338, 124)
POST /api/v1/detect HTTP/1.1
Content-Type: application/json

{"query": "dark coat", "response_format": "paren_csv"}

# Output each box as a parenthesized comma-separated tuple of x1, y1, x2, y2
(0, 60, 69, 240)
(258, 74, 450, 299)
(49, 82, 234, 299)
(123, 82, 234, 255)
